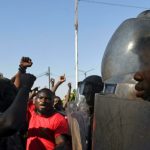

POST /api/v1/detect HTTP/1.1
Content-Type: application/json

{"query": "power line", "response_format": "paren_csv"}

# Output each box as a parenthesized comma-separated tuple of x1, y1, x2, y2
(79, 0, 150, 9)
(36, 72, 48, 78)
(36, 72, 58, 78)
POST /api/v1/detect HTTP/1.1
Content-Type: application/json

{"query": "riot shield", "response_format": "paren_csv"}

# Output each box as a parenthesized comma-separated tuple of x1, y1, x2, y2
(92, 94, 150, 150)
(66, 101, 90, 150)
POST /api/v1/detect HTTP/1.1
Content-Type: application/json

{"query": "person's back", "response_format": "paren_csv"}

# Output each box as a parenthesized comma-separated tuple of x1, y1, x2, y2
(0, 78, 22, 150)
(0, 74, 35, 149)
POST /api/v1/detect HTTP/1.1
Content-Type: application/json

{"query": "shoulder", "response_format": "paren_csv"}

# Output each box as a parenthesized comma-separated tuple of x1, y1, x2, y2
(55, 110, 66, 117)
(52, 112, 66, 120)
(27, 100, 35, 112)
(51, 112, 68, 127)
(52, 113, 69, 137)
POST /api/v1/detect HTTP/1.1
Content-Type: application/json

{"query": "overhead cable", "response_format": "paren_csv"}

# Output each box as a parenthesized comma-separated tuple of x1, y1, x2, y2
(79, 0, 150, 9)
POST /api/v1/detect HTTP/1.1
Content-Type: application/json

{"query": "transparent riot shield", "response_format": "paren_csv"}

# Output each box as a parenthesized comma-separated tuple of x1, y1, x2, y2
(66, 98, 90, 150)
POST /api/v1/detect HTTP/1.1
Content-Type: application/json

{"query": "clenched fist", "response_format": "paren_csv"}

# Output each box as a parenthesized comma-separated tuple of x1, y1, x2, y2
(20, 57, 33, 69)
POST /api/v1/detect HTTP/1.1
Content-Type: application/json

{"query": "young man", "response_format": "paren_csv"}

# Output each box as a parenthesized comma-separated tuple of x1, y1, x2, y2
(26, 88, 70, 150)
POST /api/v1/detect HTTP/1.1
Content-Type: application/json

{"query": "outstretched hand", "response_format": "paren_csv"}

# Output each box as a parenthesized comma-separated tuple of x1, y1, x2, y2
(134, 70, 150, 100)
(50, 75, 66, 92)
(59, 74, 66, 83)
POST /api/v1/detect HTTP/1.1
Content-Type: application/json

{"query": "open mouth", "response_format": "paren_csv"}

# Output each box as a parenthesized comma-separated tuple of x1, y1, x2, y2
(39, 103, 47, 108)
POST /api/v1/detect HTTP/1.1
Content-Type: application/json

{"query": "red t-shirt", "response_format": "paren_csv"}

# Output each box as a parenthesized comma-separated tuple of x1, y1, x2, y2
(26, 101, 69, 150)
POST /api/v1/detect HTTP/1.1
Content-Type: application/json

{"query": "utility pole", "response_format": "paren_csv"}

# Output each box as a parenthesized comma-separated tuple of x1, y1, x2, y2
(36, 67, 51, 89)
(75, 0, 79, 91)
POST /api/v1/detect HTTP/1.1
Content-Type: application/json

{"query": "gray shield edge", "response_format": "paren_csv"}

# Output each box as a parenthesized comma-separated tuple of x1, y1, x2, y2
(92, 94, 150, 150)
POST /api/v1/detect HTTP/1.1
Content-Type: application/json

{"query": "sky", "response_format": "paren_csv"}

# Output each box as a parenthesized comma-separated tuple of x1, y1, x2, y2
(0, 0, 149, 98)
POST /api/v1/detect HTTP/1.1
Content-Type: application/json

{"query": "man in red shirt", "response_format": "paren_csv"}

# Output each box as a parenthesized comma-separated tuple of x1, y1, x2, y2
(26, 88, 70, 150)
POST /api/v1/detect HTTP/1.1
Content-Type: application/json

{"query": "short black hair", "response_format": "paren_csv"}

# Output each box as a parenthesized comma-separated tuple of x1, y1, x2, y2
(36, 88, 55, 100)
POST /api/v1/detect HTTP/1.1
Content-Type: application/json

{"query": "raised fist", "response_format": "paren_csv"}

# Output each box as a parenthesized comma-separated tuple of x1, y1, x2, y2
(20, 73, 36, 90)
(59, 74, 66, 83)
(20, 57, 33, 69)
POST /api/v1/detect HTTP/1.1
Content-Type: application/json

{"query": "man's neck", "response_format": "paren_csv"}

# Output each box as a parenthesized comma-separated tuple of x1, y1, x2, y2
(35, 109, 55, 117)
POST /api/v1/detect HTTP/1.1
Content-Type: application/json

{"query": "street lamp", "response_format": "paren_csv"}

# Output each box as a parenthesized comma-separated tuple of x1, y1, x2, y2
(79, 68, 95, 78)
(36, 66, 51, 89)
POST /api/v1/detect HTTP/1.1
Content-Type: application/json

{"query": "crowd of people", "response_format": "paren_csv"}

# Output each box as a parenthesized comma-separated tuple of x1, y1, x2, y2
(1, 10, 150, 150)
(0, 56, 106, 150)
(1, 56, 150, 150)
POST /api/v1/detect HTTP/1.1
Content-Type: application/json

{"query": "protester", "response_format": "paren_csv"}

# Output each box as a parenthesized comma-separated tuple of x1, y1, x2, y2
(54, 96, 64, 112)
(16, 57, 70, 150)
(27, 88, 70, 150)
(51, 74, 71, 115)
(54, 82, 72, 112)
(63, 83, 72, 109)
(51, 74, 66, 93)
(0, 59, 35, 150)
(0, 71, 35, 137)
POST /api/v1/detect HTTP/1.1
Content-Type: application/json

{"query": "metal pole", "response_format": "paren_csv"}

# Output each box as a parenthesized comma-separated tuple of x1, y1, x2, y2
(48, 67, 51, 89)
(75, 0, 78, 90)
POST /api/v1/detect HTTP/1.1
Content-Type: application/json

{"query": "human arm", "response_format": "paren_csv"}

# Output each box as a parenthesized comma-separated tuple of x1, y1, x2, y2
(55, 135, 69, 150)
(0, 73, 36, 137)
(13, 56, 36, 100)
(54, 117, 70, 150)
(51, 74, 66, 93)
(11, 57, 33, 89)
(63, 83, 72, 109)
(134, 70, 150, 100)
(29, 87, 39, 100)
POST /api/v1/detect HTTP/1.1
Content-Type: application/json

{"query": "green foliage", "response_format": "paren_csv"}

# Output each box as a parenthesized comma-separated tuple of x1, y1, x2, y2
(70, 89, 76, 101)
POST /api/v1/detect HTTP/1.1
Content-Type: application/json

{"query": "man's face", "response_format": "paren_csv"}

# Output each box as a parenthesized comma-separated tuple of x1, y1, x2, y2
(54, 97, 63, 111)
(34, 91, 54, 115)
(54, 97, 60, 105)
